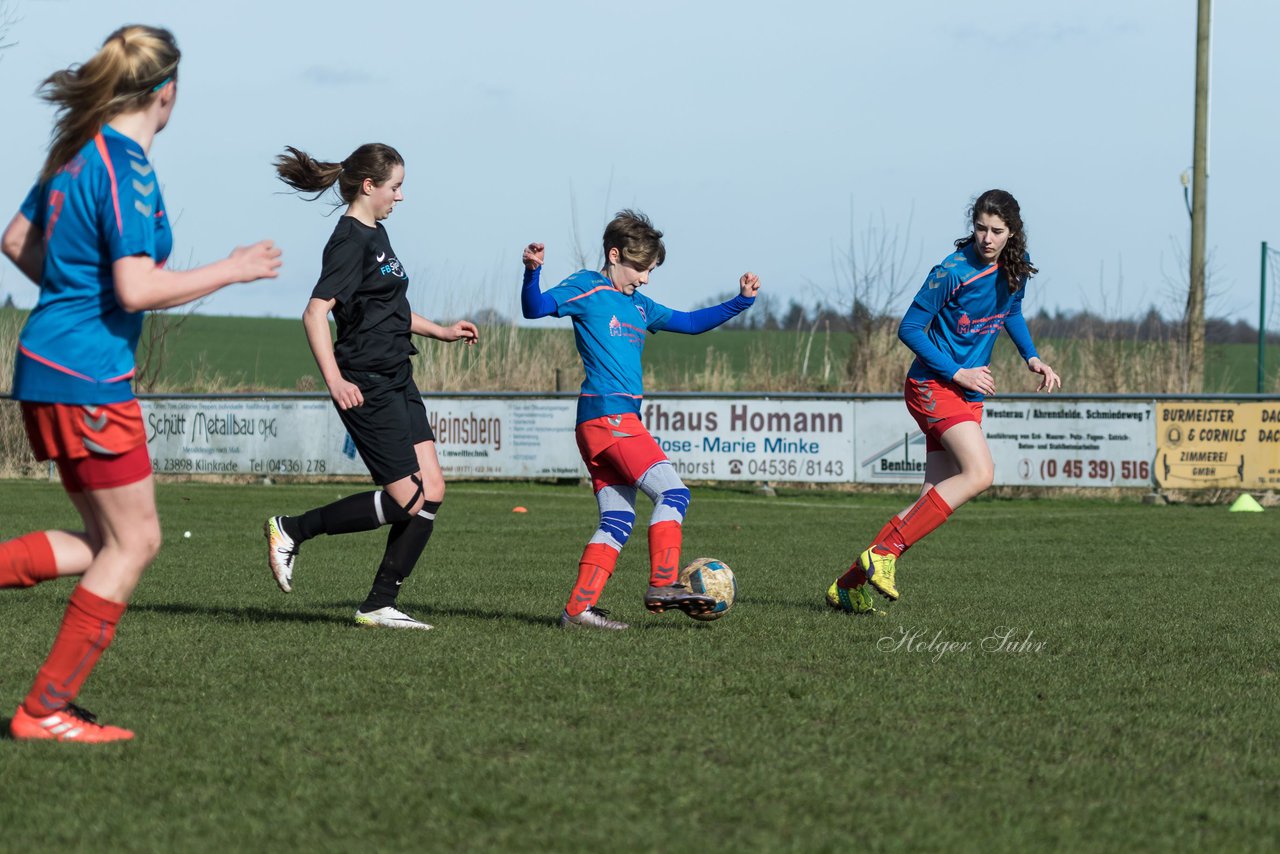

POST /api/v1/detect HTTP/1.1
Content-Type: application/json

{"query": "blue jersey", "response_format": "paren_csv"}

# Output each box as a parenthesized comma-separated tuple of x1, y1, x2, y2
(12, 126, 173, 404)
(900, 244, 1037, 402)
(546, 270, 674, 423)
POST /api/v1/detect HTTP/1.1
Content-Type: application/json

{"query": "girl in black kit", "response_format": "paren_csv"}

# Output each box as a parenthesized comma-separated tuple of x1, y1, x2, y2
(265, 143, 478, 630)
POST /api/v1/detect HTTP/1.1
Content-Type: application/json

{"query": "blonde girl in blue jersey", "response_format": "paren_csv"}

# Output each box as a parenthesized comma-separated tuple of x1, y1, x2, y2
(0, 26, 280, 742)
(827, 189, 1060, 614)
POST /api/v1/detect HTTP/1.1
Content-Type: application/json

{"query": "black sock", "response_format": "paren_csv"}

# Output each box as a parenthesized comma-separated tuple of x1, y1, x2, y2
(361, 500, 439, 611)
(290, 491, 386, 542)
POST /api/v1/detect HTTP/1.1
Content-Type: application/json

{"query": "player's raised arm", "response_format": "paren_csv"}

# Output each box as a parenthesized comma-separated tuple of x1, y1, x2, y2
(521, 242, 556, 319)
(523, 242, 544, 270)
(656, 272, 759, 335)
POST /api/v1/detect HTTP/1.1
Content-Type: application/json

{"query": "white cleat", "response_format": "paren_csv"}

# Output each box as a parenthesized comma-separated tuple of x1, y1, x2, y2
(559, 607, 629, 631)
(354, 606, 433, 631)
(264, 516, 298, 593)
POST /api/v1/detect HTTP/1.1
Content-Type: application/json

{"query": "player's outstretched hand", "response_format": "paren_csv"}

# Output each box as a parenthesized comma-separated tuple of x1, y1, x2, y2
(953, 366, 996, 396)
(739, 272, 760, 298)
(229, 240, 282, 283)
(448, 320, 480, 346)
(523, 243, 545, 270)
(1027, 357, 1061, 393)
(329, 376, 364, 411)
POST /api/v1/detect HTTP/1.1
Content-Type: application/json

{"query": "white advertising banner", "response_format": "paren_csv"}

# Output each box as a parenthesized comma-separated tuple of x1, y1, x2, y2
(141, 396, 1158, 488)
(853, 400, 930, 484)
(143, 398, 368, 477)
(852, 399, 1156, 486)
(423, 398, 582, 479)
(143, 397, 585, 481)
(643, 398, 854, 482)
(983, 400, 1156, 486)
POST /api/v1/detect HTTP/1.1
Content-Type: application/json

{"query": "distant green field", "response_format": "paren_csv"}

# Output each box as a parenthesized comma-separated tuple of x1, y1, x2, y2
(2, 308, 1277, 394)
(1, 481, 1276, 850)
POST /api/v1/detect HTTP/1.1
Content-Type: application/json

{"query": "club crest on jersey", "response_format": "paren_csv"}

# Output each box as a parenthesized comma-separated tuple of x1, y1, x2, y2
(957, 313, 971, 334)
(635, 304, 648, 323)
(380, 257, 406, 279)
(609, 315, 623, 336)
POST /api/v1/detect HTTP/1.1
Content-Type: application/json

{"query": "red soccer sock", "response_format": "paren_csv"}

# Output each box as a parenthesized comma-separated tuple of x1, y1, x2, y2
(647, 521, 682, 587)
(894, 488, 954, 552)
(565, 543, 620, 616)
(836, 562, 868, 589)
(0, 532, 59, 589)
(23, 585, 127, 717)
(875, 517, 907, 557)
(837, 492, 953, 588)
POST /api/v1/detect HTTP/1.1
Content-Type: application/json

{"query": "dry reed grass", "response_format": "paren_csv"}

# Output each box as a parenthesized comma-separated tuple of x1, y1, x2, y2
(0, 308, 1245, 400)
(0, 304, 1257, 476)
(412, 325, 581, 392)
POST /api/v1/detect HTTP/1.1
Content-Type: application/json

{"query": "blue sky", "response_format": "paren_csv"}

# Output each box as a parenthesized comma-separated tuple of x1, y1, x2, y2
(1, 0, 1277, 327)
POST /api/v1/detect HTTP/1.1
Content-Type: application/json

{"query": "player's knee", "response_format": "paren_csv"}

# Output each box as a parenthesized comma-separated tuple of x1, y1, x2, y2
(377, 489, 420, 524)
(599, 509, 636, 546)
(970, 460, 995, 492)
(121, 519, 162, 565)
(83, 529, 104, 554)
(420, 470, 445, 503)
(403, 491, 427, 517)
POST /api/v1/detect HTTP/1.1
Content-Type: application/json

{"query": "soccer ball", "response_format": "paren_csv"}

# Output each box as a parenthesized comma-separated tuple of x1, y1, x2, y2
(679, 557, 736, 622)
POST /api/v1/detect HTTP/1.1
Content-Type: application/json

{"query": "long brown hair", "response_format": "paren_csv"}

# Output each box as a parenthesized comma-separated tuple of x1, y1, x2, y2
(274, 144, 404, 205)
(954, 189, 1038, 292)
(38, 25, 180, 181)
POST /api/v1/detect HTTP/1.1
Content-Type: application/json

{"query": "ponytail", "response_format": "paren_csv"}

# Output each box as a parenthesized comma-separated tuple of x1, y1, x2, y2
(275, 143, 404, 205)
(274, 146, 345, 198)
(40, 25, 180, 181)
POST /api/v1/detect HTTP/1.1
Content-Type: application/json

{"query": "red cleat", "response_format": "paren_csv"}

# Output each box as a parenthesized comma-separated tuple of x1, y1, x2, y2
(10, 703, 135, 743)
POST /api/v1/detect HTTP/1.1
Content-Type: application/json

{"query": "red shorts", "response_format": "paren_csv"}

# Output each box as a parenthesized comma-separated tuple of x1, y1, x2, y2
(22, 400, 152, 492)
(903, 378, 984, 453)
(575, 412, 668, 492)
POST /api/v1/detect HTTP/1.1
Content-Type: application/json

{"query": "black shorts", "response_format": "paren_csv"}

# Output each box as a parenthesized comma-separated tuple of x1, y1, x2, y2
(335, 362, 434, 485)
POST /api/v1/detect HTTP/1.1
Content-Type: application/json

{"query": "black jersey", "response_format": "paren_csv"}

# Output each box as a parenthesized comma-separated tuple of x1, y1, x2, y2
(311, 216, 417, 373)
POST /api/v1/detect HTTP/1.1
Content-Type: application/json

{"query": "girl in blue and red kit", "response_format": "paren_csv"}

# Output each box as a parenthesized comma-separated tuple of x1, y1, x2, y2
(827, 189, 1061, 614)
(0, 26, 280, 741)
(521, 211, 760, 630)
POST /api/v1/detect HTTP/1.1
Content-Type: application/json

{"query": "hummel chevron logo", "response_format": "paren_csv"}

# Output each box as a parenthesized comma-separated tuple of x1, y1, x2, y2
(129, 161, 154, 177)
(82, 407, 108, 431)
(132, 179, 155, 196)
(134, 200, 152, 216)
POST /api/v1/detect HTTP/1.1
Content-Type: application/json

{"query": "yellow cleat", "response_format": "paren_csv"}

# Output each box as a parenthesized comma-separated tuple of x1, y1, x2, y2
(825, 579, 886, 616)
(861, 548, 899, 601)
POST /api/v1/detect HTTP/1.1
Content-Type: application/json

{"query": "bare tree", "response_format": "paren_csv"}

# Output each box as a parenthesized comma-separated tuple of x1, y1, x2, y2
(0, 2, 17, 55)
(566, 170, 613, 272)
(823, 202, 922, 392)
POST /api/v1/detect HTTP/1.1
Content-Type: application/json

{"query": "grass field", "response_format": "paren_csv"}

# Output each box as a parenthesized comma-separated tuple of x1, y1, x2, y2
(138, 314, 1278, 394)
(1, 480, 1276, 851)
